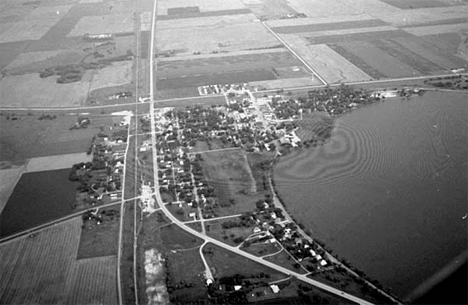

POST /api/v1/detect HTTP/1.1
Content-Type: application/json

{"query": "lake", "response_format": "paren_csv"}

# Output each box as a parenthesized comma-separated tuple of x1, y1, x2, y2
(0, 169, 78, 237)
(274, 91, 467, 300)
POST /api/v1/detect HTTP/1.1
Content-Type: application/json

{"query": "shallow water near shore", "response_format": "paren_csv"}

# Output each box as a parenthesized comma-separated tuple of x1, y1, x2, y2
(274, 91, 467, 300)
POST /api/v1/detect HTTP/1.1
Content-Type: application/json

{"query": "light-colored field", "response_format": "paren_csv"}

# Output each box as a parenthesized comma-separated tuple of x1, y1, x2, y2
(0, 73, 91, 107)
(266, 13, 376, 28)
(286, 0, 362, 17)
(157, 13, 256, 30)
(378, 7, 468, 26)
(336, 0, 401, 15)
(26, 152, 93, 173)
(157, 0, 246, 15)
(0, 166, 25, 213)
(67, 13, 134, 37)
(89, 61, 133, 91)
(65, 256, 118, 305)
(281, 35, 372, 83)
(0, 217, 81, 304)
(0, 5, 72, 43)
(404, 23, 468, 36)
(156, 14, 279, 55)
(158, 48, 288, 62)
(0, 217, 118, 304)
(250, 77, 322, 89)
(6, 50, 84, 70)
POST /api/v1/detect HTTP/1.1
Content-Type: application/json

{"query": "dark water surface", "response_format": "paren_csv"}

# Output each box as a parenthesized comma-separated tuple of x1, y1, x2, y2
(274, 91, 467, 299)
(0, 169, 77, 237)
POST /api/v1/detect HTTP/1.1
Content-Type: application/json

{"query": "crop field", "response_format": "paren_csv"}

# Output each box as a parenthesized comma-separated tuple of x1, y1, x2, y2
(67, 13, 134, 37)
(281, 36, 372, 83)
(157, 50, 301, 78)
(155, 14, 280, 57)
(303, 27, 409, 45)
(65, 256, 118, 305)
(378, 0, 454, 9)
(203, 243, 286, 281)
(157, 0, 247, 15)
(0, 217, 83, 304)
(0, 5, 73, 43)
(271, 19, 388, 34)
(404, 23, 468, 36)
(0, 169, 78, 237)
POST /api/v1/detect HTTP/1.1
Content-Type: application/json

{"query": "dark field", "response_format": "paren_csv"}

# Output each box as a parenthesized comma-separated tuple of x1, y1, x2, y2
(157, 69, 276, 90)
(379, 0, 453, 9)
(158, 8, 251, 20)
(0, 169, 78, 237)
(272, 19, 388, 34)
(305, 29, 412, 45)
(402, 17, 468, 28)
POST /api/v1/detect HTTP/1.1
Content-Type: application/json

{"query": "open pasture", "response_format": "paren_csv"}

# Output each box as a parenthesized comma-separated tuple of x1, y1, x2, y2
(155, 14, 280, 56)
(0, 114, 106, 161)
(285, 0, 362, 17)
(89, 61, 133, 91)
(67, 13, 134, 37)
(242, 0, 298, 20)
(377, 6, 468, 26)
(157, 69, 276, 91)
(203, 243, 285, 281)
(0, 72, 91, 107)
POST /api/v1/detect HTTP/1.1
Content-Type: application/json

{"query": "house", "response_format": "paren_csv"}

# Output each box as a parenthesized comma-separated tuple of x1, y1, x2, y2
(253, 227, 262, 234)
(270, 285, 280, 294)
(320, 259, 327, 266)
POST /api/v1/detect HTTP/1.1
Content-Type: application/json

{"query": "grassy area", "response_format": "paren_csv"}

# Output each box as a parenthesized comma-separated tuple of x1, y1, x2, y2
(121, 200, 136, 305)
(308, 269, 394, 304)
(165, 248, 207, 303)
(0, 113, 107, 161)
(246, 151, 275, 193)
(166, 203, 198, 222)
(241, 242, 281, 257)
(201, 149, 270, 216)
(186, 221, 203, 233)
(160, 224, 204, 250)
(205, 218, 255, 246)
(202, 243, 286, 282)
(77, 205, 120, 259)
(264, 250, 308, 274)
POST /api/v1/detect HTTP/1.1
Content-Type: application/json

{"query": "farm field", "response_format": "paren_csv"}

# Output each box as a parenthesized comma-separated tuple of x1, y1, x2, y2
(25, 152, 93, 173)
(267, 2, 467, 84)
(0, 216, 118, 305)
(0, 166, 25, 214)
(0, 169, 78, 237)
(156, 0, 247, 16)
